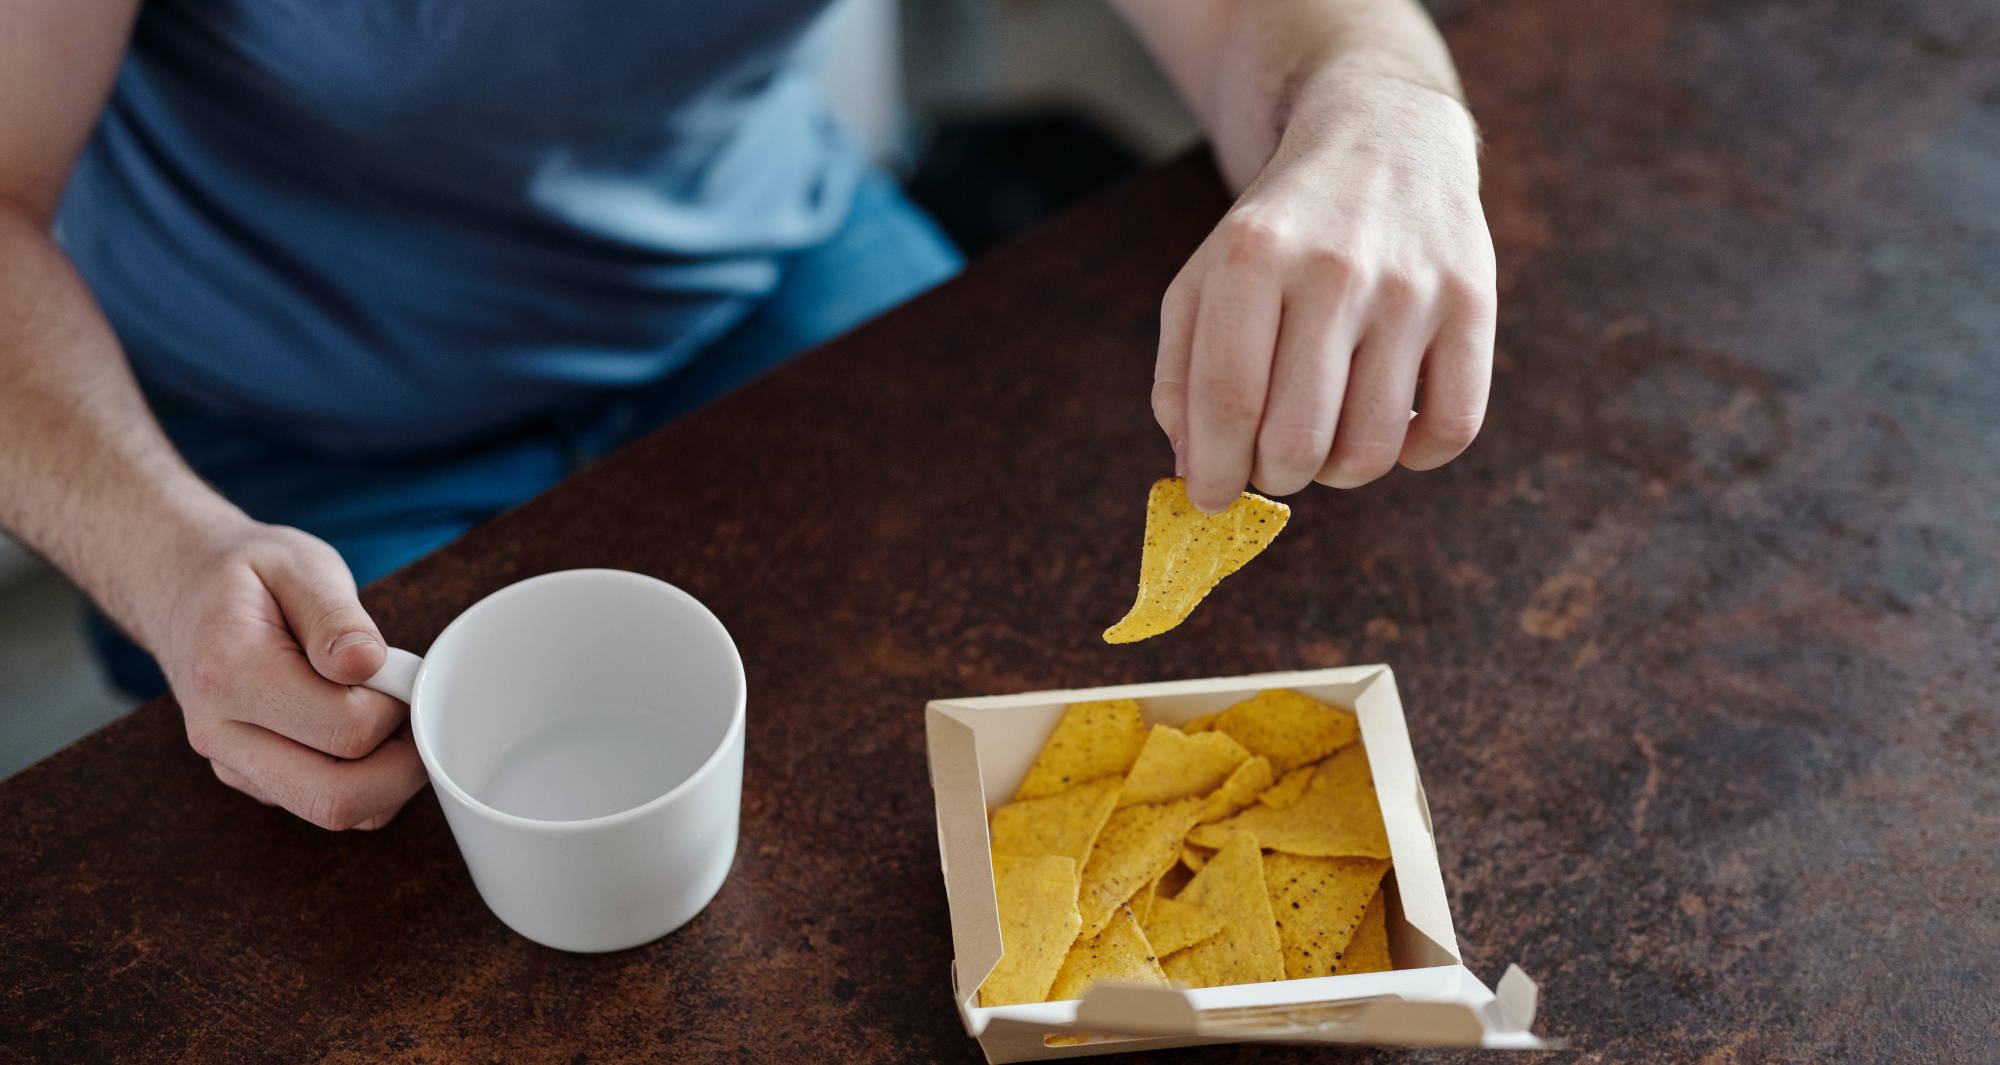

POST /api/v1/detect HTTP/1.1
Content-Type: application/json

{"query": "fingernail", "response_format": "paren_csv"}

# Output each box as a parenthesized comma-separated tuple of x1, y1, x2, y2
(1173, 438, 1188, 478)
(330, 631, 377, 656)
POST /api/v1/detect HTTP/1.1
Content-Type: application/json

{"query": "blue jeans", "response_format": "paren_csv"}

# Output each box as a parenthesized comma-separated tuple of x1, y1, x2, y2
(90, 171, 960, 698)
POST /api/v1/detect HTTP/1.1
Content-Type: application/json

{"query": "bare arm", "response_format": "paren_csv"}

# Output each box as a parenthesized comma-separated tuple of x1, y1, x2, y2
(1110, 0, 1495, 507)
(0, 0, 424, 829)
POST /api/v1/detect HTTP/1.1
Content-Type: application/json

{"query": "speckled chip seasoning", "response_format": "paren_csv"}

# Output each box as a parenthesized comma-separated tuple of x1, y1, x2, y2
(1103, 478, 1290, 643)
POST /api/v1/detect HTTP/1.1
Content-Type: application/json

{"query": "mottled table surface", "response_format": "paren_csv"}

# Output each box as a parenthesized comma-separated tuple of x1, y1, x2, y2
(6, 0, 1998, 1061)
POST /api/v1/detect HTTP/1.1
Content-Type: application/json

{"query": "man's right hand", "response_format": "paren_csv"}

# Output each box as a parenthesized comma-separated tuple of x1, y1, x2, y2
(144, 521, 428, 830)
(0, 0, 424, 830)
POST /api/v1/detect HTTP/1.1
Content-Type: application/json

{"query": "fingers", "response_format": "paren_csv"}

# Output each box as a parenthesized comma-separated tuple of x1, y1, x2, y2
(1400, 280, 1496, 471)
(188, 622, 408, 760)
(211, 720, 427, 831)
(1318, 277, 1439, 489)
(1153, 266, 1198, 474)
(252, 530, 385, 685)
(1250, 263, 1365, 496)
(1184, 221, 1284, 513)
(212, 760, 275, 805)
(240, 653, 410, 761)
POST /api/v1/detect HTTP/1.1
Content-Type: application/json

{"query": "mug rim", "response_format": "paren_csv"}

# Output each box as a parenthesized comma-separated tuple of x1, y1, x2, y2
(407, 568, 747, 833)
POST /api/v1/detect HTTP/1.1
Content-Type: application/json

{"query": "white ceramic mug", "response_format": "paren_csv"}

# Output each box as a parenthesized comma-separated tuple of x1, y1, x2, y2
(361, 569, 745, 953)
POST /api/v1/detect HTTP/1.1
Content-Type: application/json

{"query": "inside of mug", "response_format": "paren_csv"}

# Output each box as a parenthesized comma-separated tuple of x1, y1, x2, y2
(416, 572, 743, 822)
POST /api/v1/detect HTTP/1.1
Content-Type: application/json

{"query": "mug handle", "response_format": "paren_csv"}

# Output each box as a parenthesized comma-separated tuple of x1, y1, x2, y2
(362, 647, 425, 704)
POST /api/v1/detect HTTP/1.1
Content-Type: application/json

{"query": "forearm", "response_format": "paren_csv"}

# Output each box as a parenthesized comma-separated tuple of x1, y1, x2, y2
(0, 205, 247, 649)
(1112, 0, 1464, 191)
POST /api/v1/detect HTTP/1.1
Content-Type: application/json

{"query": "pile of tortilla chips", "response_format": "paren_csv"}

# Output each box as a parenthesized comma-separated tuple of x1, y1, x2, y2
(979, 689, 1395, 1006)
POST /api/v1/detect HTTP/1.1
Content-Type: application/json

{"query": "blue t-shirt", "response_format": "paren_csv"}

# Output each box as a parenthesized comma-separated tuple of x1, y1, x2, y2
(59, 0, 855, 454)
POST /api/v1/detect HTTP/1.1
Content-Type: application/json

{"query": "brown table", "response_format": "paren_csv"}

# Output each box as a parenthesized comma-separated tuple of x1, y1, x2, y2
(7, 0, 1998, 1061)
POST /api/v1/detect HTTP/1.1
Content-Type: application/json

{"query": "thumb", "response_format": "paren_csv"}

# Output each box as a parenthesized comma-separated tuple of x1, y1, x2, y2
(253, 530, 386, 685)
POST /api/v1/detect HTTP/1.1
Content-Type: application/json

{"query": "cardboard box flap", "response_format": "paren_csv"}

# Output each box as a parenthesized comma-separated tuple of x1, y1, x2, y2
(989, 964, 1545, 1050)
(1490, 964, 1539, 1031)
(926, 706, 1004, 999)
(1349, 668, 1460, 963)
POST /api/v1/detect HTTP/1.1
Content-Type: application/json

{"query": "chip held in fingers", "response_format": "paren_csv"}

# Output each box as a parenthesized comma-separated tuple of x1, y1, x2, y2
(1103, 478, 1290, 644)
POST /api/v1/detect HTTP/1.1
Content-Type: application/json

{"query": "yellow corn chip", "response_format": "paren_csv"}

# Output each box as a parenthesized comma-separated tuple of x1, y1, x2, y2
(1156, 861, 1193, 900)
(1141, 895, 1226, 957)
(1333, 887, 1393, 975)
(1182, 712, 1219, 733)
(1014, 699, 1149, 800)
(1160, 834, 1284, 988)
(1118, 725, 1251, 807)
(1213, 689, 1359, 774)
(979, 855, 1084, 1006)
(1077, 798, 1204, 938)
(1181, 842, 1214, 872)
(1132, 877, 1158, 925)
(1264, 853, 1391, 979)
(1103, 478, 1290, 644)
(1047, 905, 1170, 1001)
(991, 778, 1121, 867)
(1199, 755, 1273, 823)
(1187, 745, 1389, 859)
(1258, 763, 1317, 809)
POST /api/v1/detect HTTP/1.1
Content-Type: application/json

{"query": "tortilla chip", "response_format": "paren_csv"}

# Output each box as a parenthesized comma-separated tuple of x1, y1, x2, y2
(1334, 887, 1393, 975)
(1182, 712, 1219, 733)
(1258, 764, 1317, 809)
(1199, 755, 1273, 823)
(1103, 478, 1290, 643)
(979, 855, 1084, 1006)
(1160, 834, 1285, 988)
(1181, 842, 1215, 872)
(1077, 798, 1204, 938)
(991, 778, 1121, 867)
(1118, 725, 1250, 807)
(1156, 860, 1193, 900)
(1014, 699, 1149, 800)
(1047, 905, 1170, 1001)
(1213, 689, 1359, 774)
(1264, 853, 1391, 979)
(1187, 745, 1389, 859)
(1132, 877, 1158, 925)
(1141, 894, 1227, 957)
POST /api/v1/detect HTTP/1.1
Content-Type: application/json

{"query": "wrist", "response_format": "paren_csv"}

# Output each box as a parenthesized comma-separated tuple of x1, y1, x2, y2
(1259, 65, 1481, 191)
(92, 491, 256, 661)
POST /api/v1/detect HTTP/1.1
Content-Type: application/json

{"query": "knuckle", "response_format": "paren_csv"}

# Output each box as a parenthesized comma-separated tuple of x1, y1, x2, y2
(1426, 411, 1486, 451)
(1219, 217, 1283, 265)
(1302, 247, 1359, 288)
(185, 721, 219, 760)
(187, 647, 234, 701)
(1327, 442, 1403, 484)
(306, 789, 360, 832)
(322, 715, 367, 760)
(1201, 381, 1265, 426)
(1441, 271, 1496, 317)
(1374, 268, 1428, 308)
(1259, 422, 1333, 472)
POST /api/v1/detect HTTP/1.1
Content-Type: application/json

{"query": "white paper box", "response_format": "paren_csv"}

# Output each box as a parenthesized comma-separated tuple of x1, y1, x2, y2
(925, 666, 1547, 1062)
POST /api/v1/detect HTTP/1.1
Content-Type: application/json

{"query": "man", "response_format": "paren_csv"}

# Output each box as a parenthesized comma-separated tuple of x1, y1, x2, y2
(0, 2, 1494, 830)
